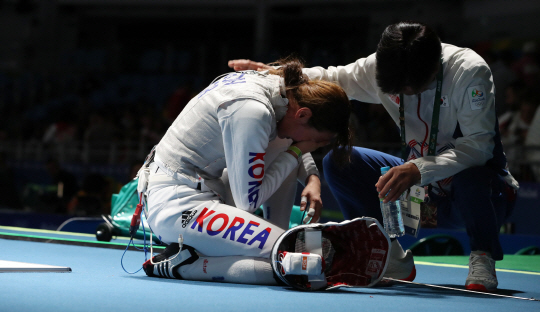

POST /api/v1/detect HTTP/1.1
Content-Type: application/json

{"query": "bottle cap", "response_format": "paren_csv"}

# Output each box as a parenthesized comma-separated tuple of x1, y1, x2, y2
(380, 166, 390, 174)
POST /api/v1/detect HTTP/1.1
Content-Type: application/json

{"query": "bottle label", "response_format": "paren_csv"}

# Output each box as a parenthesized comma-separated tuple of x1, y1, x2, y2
(400, 185, 424, 237)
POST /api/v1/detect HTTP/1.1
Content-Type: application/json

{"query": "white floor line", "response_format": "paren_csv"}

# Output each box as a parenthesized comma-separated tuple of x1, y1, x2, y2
(383, 278, 540, 302)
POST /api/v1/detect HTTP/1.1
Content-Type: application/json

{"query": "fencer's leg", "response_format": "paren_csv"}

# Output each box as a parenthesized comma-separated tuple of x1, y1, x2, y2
(180, 201, 286, 258)
(178, 256, 278, 285)
(260, 137, 298, 229)
(147, 153, 289, 285)
(221, 158, 298, 230)
(220, 137, 296, 217)
(146, 199, 285, 285)
(220, 169, 236, 207)
(143, 240, 278, 285)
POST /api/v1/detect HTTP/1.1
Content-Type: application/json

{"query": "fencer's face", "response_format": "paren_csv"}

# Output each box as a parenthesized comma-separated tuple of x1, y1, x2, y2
(277, 106, 336, 144)
(278, 123, 336, 144)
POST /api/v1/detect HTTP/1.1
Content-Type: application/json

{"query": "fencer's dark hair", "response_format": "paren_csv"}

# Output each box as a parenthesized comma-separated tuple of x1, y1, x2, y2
(376, 21, 442, 95)
(269, 57, 353, 165)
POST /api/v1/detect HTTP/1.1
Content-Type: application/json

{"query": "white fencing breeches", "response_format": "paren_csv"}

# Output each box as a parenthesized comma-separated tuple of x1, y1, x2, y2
(146, 162, 286, 258)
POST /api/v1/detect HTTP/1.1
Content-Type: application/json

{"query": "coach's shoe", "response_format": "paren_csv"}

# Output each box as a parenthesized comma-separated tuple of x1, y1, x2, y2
(465, 251, 498, 291)
(382, 240, 416, 282)
(143, 242, 199, 279)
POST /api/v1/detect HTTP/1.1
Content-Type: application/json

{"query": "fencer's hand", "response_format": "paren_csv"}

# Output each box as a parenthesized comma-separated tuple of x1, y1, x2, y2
(227, 59, 271, 71)
(293, 140, 331, 155)
(300, 175, 322, 224)
(375, 163, 421, 203)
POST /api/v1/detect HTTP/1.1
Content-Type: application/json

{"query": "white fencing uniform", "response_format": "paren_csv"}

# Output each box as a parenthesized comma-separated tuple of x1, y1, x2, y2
(145, 71, 318, 260)
(221, 138, 319, 229)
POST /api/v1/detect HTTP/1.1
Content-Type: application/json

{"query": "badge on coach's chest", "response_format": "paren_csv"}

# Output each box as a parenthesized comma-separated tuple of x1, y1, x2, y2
(441, 95, 449, 108)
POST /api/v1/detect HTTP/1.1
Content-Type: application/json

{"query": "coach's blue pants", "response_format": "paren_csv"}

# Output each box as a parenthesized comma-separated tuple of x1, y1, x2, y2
(323, 147, 515, 260)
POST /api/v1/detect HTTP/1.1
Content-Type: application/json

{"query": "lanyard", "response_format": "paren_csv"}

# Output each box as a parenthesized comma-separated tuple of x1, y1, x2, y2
(399, 60, 444, 161)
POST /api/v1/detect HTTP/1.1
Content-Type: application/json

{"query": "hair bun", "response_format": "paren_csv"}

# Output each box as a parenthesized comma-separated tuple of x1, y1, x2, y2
(268, 57, 307, 88)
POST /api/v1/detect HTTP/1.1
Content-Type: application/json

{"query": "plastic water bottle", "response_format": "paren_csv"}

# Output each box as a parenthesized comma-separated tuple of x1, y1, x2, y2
(379, 166, 405, 237)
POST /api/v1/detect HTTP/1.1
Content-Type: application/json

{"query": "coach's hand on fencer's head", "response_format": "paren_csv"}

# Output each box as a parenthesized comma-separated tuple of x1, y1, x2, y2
(376, 163, 421, 203)
(228, 59, 271, 72)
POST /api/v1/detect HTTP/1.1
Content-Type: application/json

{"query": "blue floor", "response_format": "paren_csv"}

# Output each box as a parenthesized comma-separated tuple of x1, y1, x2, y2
(1, 238, 539, 312)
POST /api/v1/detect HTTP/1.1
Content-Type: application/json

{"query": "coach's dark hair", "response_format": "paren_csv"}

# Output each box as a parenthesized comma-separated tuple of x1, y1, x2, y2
(269, 57, 353, 165)
(376, 21, 442, 95)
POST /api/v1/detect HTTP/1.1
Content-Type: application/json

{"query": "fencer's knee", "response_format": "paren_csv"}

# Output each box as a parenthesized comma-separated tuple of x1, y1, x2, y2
(322, 151, 334, 170)
(323, 147, 352, 174)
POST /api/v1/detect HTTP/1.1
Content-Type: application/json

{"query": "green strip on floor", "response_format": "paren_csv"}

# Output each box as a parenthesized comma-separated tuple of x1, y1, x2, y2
(416, 255, 540, 273)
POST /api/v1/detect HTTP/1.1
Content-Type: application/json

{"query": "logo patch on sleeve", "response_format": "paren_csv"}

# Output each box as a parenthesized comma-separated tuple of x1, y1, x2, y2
(467, 85, 486, 110)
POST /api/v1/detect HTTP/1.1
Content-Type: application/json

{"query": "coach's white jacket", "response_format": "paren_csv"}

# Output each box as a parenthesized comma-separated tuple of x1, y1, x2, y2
(304, 43, 518, 192)
(156, 71, 318, 213)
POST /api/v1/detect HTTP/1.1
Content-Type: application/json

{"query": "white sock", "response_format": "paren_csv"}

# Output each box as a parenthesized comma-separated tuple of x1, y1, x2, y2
(177, 256, 277, 285)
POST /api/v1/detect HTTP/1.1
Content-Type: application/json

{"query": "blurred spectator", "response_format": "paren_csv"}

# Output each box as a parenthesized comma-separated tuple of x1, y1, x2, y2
(67, 173, 111, 216)
(0, 152, 22, 209)
(499, 81, 525, 130)
(501, 93, 536, 145)
(512, 41, 540, 87)
(485, 50, 517, 115)
(42, 158, 79, 214)
(500, 91, 538, 177)
(119, 109, 138, 141)
(42, 110, 78, 145)
(525, 105, 540, 182)
(84, 112, 117, 144)
(83, 112, 118, 163)
(504, 81, 526, 112)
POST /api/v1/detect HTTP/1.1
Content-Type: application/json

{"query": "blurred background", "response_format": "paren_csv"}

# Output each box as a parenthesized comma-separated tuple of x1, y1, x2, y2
(0, 0, 539, 236)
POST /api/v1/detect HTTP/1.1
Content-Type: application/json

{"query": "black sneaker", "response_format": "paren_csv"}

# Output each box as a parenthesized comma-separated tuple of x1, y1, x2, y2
(143, 243, 198, 279)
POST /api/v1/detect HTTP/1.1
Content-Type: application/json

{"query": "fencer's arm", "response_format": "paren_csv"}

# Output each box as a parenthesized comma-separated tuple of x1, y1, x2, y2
(300, 174, 323, 224)
(219, 99, 299, 213)
(294, 151, 323, 224)
(297, 152, 319, 186)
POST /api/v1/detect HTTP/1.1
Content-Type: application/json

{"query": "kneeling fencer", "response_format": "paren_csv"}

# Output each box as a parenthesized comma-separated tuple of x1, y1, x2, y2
(136, 58, 392, 290)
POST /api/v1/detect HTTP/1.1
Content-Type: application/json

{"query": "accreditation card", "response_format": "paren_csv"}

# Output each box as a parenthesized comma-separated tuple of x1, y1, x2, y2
(399, 185, 424, 237)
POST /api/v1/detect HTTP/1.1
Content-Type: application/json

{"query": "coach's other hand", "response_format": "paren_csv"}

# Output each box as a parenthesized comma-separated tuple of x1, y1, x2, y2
(375, 163, 421, 203)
